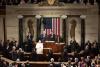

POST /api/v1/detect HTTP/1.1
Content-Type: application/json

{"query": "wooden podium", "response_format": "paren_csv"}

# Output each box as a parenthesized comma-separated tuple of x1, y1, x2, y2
(43, 41, 64, 54)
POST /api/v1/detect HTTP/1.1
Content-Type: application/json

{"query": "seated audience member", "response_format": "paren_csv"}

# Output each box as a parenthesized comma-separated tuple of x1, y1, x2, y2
(31, 48, 37, 61)
(5, 41, 15, 58)
(94, 54, 100, 66)
(16, 58, 20, 62)
(78, 57, 87, 67)
(0, 57, 3, 67)
(9, 41, 14, 49)
(3, 40, 11, 56)
(85, 40, 91, 49)
(0, 40, 3, 51)
(21, 63, 25, 67)
(91, 41, 99, 56)
(84, 40, 92, 57)
(13, 40, 18, 48)
(91, 60, 96, 67)
(36, 40, 43, 54)
(47, 49, 53, 61)
(58, 57, 62, 62)
(25, 61, 32, 67)
(26, 32, 34, 52)
(2, 61, 8, 67)
(94, 56, 98, 63)
(68, 40, 80, 58)
(11, 62, 18, 67)
(61, 49, 68, 62)
(50, 58, 54, 63)
(10, 46, 18, 61)
(85, 56, 91, 66)
(73, 58, 79, 67)
(48, 58, 55, 67)
(0, 59, 3, 66)
(17, 48, 24, 61)
(60, 63, 66, 67)
(66, 58, 73, 67)
(55, 59, 62, 67)
(48, 63, 55, 67)
(83, 0, 88, 5)
(0, 57, 9, 66)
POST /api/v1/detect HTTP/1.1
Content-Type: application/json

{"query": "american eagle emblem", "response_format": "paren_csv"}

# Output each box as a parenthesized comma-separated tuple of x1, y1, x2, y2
(47, 0, 56, 5)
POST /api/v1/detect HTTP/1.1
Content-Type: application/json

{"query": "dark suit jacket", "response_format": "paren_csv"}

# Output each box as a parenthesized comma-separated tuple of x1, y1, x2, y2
(39, 34, 46, 42)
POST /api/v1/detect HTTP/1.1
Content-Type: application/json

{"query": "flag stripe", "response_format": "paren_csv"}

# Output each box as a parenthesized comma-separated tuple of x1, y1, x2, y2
(44, 17, 60, 37)
(58, 17, 60, 36)
(57, 18, 58, 35)
(52, 18, 54, 34)
(56, 18, 57, 36)
(54, 18, 56, 35)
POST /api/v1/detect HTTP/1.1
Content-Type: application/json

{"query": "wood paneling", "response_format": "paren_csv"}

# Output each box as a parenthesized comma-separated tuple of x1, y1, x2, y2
(44, 42, 64, 53)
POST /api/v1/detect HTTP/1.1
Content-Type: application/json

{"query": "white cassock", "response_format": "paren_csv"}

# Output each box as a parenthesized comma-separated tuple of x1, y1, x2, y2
(36, 42, 43, 54)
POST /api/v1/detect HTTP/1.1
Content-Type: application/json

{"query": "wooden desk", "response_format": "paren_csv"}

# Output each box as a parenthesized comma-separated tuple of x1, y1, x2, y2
(44, 41, 64, 53)
(43, 48, 52, 54)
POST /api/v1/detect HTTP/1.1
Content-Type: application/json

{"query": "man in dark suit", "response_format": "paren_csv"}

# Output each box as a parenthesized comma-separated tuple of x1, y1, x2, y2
(48, 58, 55, 67)
(46, 32, 56, 41)
(68, 40, 80, 59)
(84, 40, 92, 57)
(27, 32, 33, 42)
(27, 32, 33, 52)
(83, 0, 88, 5)
(0, 40, 3, 51)
(10, 46, 18, 61)
(39, 31, 46, 42)
(25, 61, 32, 67)
(31, 48, 37, 61)
(50, 33, 56, 41)
(47, 49, 53, 61)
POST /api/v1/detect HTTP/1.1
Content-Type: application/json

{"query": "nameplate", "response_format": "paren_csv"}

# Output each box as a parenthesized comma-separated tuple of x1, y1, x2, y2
(55, 43, 65, 45)
(45, 41, 55, 43)
(43, 48, 52, 50)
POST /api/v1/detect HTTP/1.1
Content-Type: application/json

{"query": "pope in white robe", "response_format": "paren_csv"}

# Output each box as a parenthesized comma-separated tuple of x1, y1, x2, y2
(36, 40, 43, 54)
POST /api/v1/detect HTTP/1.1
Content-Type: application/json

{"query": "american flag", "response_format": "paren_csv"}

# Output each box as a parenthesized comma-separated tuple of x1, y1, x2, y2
(43, 17, 60, 37)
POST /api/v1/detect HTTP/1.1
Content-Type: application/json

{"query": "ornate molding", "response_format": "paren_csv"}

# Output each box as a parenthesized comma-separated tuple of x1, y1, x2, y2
(61, 15, 67, 19)
(35, 15, 42, 19)
(38, 0, 64, 6)
(6, 4, 98, 15)
(80, 15, 86, 19)
(17, 15, 23, 19)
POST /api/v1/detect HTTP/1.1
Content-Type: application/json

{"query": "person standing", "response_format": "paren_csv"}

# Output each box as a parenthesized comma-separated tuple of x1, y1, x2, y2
(39, 31, 46, 42)
(36, 40, 43, 54)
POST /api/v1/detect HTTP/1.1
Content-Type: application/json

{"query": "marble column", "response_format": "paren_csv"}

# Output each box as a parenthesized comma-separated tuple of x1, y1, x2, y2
(17, 15, 23, 48)
(98, 4, 100, 43)
(80, 15, 86, 49)
(3, 17, 6, 42)
(61, 15, 67, 44)
(35, 15, 42, 42)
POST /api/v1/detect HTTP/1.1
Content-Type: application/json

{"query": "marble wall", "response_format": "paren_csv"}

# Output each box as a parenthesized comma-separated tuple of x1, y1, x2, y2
(4, 4, 99, 43)
(85, 8, 99, 43)
(5, 14, 19, 42)
(0, 17, 4, 41)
